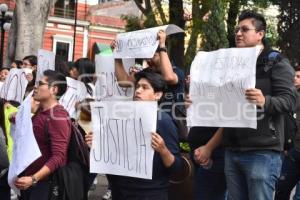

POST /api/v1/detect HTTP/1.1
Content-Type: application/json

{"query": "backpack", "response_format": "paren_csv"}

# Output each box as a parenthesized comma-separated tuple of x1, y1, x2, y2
(173, 105, 188, 142)
(45, 118, 90, 170)
(266, 51, 298, 150)
(45, 117, 90, 200)
(169, 66, 189, 142)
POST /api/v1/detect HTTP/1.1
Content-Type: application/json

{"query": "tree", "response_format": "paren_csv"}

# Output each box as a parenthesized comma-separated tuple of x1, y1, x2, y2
(202, 0, 229, 51)
(132, 0, 158, 27)
(278, 0, 300, 65)
(129, 0, 279, 72)
(6, 0, 56, 65)
(168, 0, 185, 69)
(184, 0, 212, 72)
(226, 0, 241, 47)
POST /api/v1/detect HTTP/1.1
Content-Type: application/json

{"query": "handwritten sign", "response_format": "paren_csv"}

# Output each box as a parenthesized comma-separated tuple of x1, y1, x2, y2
(0, 81, 3, 92)
(8, 92, 41, 195)
(36, 49, 55, 84)
(114, 24, 184, 58)
(94, 54, 134, 101)
(59, 77, 88, 117)
(0, 68, 28, 103)
(187, 47, 260, 129)
(90, 101, 157, 179)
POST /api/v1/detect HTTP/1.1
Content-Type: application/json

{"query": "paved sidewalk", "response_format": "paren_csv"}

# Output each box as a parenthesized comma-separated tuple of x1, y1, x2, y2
(88, 174, 109, 200)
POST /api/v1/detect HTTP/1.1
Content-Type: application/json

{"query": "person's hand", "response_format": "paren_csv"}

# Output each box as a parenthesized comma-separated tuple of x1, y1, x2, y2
(15, 176, 33, 190)
(157, 30, 167, 47)
(85, 132, 93, 148)
(151, 132, 167, 154)
(9, 112, 17, 124)
(129, 64, 143, 76)
(245, 88, 265, 107)
(185, 75, 190, 85)
(194, 145, 212, 166)
(184, 94, 192, 109)
(110, 40, 117, 50)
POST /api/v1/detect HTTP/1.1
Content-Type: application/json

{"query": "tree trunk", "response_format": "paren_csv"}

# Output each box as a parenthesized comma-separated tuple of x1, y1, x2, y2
(169, 0, 185, 70)
(6, 0, 52, 65)
(5, 7, 17, 67)
(184, 0, 212, 73)
(132, 0, 158, 27)
(226, 0, 240, 47)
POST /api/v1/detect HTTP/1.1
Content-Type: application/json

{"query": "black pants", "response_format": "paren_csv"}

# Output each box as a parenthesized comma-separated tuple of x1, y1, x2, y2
(275, 148, 300, 200)
(0, 170, 10, 200)
(20, 181, 50, 200)
(111, 184, 168, 200)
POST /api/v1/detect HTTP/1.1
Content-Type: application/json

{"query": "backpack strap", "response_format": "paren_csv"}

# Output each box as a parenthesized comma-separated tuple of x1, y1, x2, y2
(264, 50, 280, 72)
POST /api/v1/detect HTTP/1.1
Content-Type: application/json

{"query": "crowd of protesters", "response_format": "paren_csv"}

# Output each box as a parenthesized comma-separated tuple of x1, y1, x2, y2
(0, 9, 300, 200)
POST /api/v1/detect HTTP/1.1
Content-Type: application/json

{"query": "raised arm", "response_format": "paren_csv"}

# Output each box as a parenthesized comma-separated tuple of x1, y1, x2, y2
(157, 30, 178, 85)
(111, 40, 135, 87)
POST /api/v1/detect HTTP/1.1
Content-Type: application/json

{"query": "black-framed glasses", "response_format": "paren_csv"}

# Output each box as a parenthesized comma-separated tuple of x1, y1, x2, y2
(234, 26, 257, 34)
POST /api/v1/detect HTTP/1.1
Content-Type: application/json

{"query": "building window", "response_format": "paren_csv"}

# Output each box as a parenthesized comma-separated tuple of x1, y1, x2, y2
(53, 35, 73, 61)
(56, 42, 70, 62)
(98, 0, 113, 4)
(54, 0, 75, 19)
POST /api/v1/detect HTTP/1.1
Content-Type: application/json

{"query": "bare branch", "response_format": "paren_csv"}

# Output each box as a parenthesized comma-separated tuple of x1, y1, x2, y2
(154, 0, 167, 24)
(133, 0, 147, 15)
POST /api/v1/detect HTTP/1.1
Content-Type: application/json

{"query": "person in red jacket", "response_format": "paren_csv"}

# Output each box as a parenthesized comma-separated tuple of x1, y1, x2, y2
(15, 70, 71, 200)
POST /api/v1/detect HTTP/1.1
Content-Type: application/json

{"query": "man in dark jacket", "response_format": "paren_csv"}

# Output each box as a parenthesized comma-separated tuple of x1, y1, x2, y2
(275, 66, 300, 199)
(222, 10, 296, 200)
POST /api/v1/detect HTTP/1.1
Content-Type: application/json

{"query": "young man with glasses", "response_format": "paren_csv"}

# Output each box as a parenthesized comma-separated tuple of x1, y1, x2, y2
(221, 10, 296, 200)
(14, 70, 71, 200)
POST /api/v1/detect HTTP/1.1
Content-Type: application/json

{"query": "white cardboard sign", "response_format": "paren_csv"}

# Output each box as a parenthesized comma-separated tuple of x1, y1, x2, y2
(187, 47, 260, 129)
(113, 24, 184, 59)
(90, 101, 157, 179)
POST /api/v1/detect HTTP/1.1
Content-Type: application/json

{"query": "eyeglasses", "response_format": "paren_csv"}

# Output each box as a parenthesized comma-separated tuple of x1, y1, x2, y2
(234, 26, 257, 34)
(37, 80, 49, 86)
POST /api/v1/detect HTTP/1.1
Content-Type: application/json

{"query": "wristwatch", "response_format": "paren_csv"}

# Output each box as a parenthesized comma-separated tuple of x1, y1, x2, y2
(31, 175, 38, 186)
(157, 46, 167, 53)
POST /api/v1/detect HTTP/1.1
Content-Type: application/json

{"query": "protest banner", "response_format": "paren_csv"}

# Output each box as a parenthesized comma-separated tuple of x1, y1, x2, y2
(90, 101, 157, 179)
(36, 49, 55, 84)
(113, 24, 184, 59)
(8, 92, 41, 195)
(94, 54, 134, 101)
(59, 77, 88, 117)
(187, 47, 260, 129)
(0, 68, 28, 103)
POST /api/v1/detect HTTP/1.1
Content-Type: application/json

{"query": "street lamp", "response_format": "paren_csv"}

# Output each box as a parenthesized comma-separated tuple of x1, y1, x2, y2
(0, 3, 8, 68)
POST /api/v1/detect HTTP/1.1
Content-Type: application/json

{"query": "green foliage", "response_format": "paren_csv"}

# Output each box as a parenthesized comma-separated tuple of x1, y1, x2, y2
(265, 21, 279, 48)
(120, 15, 143, 32)
(180, 142, 191, 153)
(277, 0, 300, 65)
(202, 0, 229, 51)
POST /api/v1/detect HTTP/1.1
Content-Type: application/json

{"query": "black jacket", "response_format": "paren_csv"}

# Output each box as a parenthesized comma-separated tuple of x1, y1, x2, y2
(294, 90, 300, 151)
(223, 47, 297, 151)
